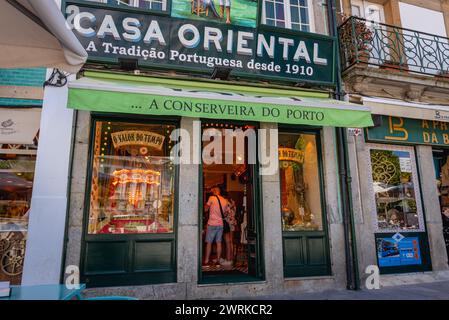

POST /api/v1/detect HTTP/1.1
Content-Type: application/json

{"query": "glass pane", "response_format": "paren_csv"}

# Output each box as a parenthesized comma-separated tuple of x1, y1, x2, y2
(279, 133, 323, 231)
(277, 21, 285, 28)
(265, 1, 275, 19)
(290, 7, 300, 23)
(301, 24, 310, 32)
(88, 121, 176, 234)
(0, 141, 38, 284)
(152, 1, 163, 10)
(118, 0, 134, 6)
(291, 23, 301, 31)
(370, 148, 421, 231)
(300, 7, 309, 24)
(276, 3, 285, 20)
(114, 0, 167, 11)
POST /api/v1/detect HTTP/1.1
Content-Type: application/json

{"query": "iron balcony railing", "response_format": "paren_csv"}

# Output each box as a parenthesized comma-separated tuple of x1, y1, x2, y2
(338, 16, 449, 77)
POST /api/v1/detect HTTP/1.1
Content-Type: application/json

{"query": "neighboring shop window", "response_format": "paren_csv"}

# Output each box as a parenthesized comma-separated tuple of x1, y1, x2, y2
(367, 144, 424, 233)
(279, 132, 323, 231)
(87, 121, 176, 235)
(0, 108, 40, 285)
(86, 0, 167, 11)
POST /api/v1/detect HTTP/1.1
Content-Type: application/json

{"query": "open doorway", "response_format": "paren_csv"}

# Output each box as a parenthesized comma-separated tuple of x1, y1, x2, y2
(200, 121, 261, 281)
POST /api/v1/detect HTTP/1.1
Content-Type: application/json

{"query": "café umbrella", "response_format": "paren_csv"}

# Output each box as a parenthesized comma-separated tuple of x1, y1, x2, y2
(0, 0, 87, 73)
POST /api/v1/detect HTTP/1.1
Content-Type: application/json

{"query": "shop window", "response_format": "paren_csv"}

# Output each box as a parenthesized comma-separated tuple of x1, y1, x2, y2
(85, 0, 168, 12)
(0, 108, 40, 285)
(278, 130, 330, 277)
(87, 121, 176, 235)
(367, 144, 425, 233)
(261, 0, 329, 35)
(279, 132, 323, 231)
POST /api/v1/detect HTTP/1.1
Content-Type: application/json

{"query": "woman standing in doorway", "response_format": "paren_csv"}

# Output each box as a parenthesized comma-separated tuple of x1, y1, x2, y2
(203, 186, 229, 266)
(221, 191, 237, 266)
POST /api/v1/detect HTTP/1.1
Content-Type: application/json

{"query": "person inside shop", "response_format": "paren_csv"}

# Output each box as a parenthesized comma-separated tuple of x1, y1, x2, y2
(222, 191, 237, 267)
(203, 185, 229, 267)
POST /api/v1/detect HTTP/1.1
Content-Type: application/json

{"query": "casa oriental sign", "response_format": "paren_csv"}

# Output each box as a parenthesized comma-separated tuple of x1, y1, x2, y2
(65, 3, 336, 84)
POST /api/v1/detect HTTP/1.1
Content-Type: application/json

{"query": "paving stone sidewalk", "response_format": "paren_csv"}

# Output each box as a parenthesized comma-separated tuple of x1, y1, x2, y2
(238, 280, 449, 300)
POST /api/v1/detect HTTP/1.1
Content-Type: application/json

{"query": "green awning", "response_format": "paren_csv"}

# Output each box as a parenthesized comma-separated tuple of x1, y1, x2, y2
(68, 71, 373, 128)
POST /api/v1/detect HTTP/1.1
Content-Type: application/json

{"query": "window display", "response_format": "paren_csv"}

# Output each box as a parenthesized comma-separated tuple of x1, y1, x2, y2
(368, 144, 424, 232)
(87, 121, 176, 234)
(0, 142, 38, 284)
(279, 132, 323, 231)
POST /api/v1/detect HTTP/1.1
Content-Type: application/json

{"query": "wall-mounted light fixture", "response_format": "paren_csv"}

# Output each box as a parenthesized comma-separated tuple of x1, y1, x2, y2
(118, 58, 139, 71)
(211, 67, 232, 80)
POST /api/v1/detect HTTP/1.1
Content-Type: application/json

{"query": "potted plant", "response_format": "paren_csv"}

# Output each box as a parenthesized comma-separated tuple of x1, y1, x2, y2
(339, 15, 374, 67)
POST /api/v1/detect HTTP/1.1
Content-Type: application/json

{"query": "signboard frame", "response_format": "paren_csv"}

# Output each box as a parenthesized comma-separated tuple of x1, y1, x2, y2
(366, 115, 449, 147)
(63, 0, 337, 86)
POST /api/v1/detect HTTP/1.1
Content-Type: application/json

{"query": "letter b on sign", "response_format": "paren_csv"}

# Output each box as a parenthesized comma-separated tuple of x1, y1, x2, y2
(365, 265, 380, 290)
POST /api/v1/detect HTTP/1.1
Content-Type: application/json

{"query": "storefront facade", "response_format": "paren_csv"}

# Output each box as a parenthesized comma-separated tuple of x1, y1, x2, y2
(48, 0, 374, 298)
(346, 109, 449, 286)
(64, 76, 372, 298)
(338, 0, 449, 287)
(365, 114, 449, 272)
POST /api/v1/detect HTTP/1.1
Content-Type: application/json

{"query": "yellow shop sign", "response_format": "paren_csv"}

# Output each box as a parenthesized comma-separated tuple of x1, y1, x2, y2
(278, 148, 305, 163)
(111, 130, 165, 150)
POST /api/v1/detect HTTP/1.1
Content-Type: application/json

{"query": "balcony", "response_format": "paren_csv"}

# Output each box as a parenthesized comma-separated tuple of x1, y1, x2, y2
(339, 16, 449, 76)
(338, 16, 449, 104)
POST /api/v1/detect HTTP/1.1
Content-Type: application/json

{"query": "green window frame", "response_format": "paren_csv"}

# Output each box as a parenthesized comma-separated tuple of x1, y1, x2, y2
(278, 125, 331, 278)
(79, 113, 180, 288)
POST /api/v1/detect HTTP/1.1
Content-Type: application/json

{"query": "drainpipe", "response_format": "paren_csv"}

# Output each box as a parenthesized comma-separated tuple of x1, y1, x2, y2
(59, 106, 78, 284)
(327, 0, 360, 290)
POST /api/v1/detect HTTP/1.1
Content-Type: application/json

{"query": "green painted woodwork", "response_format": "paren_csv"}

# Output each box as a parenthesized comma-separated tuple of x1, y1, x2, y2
(279, 127, 331, 278)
